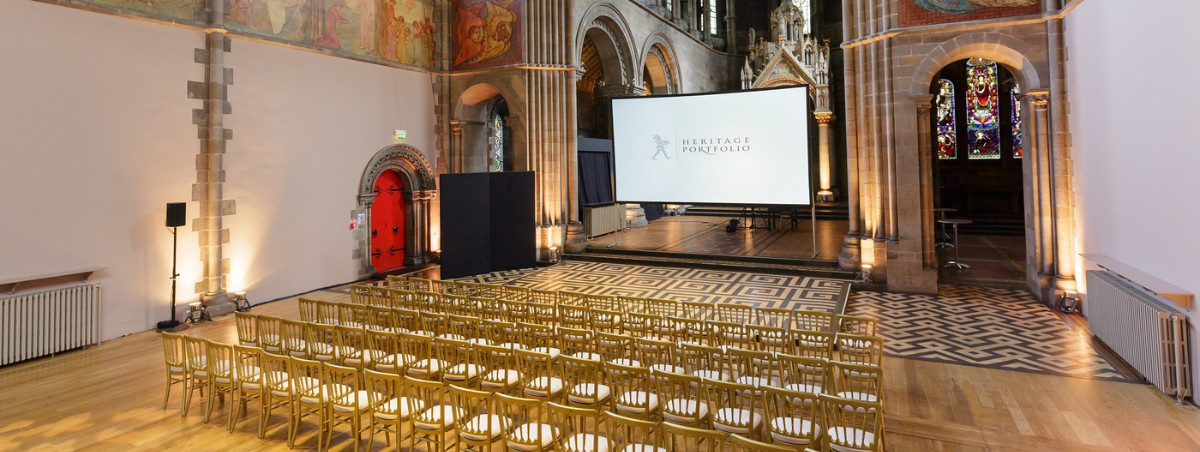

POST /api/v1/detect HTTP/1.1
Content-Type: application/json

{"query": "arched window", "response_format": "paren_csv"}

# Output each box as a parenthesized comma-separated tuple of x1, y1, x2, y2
(936, 79, 956, 160)
(966, 58, 1000, 160)
(488, 113, 504, 172)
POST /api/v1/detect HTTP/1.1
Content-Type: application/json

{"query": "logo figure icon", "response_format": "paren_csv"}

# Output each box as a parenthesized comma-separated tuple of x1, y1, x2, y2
(652, 134, 671, 160)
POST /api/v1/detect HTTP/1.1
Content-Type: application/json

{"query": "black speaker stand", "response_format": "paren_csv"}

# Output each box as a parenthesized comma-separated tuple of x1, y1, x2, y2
(157, 226, 188, 333)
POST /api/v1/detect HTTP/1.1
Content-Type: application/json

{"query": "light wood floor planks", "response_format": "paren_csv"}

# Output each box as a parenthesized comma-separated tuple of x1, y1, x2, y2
(1, 289, 1198, 451)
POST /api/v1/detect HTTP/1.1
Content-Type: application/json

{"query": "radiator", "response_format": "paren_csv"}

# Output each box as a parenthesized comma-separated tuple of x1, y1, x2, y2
(1087, 270, 1191, 402)
(583, 204, 625, 238)
(0, 283, 102, 366)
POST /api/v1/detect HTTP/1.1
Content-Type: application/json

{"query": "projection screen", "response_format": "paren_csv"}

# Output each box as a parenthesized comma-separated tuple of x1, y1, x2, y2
(611, 86, 811, 205)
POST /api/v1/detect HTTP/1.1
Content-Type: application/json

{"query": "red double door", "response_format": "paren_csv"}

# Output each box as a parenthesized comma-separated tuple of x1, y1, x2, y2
(370, 170, 407, 272)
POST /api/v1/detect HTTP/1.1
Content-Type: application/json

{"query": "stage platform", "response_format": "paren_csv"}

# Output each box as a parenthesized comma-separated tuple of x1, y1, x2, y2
(578, 215, 855, 279)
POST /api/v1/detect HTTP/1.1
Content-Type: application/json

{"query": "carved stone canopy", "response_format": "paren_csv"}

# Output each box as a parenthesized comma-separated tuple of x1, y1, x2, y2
(358, 144, 437, 199)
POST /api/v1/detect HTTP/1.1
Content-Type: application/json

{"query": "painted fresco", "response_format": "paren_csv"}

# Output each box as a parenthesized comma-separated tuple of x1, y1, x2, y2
(223, 0, 435, 69)
(58, 0, 204, 24)
(452, 0, 522, 71)
(900, 0, 1042, 27)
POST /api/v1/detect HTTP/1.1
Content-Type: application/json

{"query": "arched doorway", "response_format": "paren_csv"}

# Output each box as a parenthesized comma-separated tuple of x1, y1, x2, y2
(354, 144, 437, 277)
(642, 41, 677, 96)
(452, 83, 516, 173)
(370, 169, 407, 272)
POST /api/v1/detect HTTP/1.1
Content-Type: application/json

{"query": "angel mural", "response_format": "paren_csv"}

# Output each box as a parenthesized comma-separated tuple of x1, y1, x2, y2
(915, 0, 1037, 14)
(453, 0, 520, 69)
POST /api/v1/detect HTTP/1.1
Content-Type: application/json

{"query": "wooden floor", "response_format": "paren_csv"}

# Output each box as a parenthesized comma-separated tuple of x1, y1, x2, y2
(1, 289, 1198, 451)
(586, 215, 849, 262)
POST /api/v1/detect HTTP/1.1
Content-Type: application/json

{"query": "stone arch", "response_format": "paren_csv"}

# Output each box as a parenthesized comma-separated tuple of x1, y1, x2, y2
(909, 33, 1045, 96)
(353, 144, 436, 275)
(452, 83, 522, 173)
(639, 33, 681, 94)
(575, 2, 637, 89)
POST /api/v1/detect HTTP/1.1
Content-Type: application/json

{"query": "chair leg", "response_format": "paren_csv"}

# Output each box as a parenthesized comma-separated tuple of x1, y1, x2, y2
(203, 383, 215, 423)
(226, 391, 239, 432)
(287, 406, 299, 448)
(181, 378, 194, 417)
(163, 374, 174, 410)
(258, 395, 271, 439)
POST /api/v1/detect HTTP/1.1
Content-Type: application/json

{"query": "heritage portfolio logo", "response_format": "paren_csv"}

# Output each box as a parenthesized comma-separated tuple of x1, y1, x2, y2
(651, 134, 753, 161)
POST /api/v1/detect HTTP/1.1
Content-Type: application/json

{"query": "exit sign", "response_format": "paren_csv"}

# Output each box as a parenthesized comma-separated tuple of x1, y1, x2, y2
(394, 130, 407, 141)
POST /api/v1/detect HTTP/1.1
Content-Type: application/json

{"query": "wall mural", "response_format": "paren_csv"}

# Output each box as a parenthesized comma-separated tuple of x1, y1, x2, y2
(452, 0, 522, 71)
(224, 0, 436, 69)
(900, 0, 1042, 27)
(54, 0, 205, 24)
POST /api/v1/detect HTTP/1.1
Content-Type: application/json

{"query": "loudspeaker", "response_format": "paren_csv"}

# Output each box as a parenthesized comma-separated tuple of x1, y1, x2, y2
(166, 203, 187, 227)
(725, 219, 739, 232)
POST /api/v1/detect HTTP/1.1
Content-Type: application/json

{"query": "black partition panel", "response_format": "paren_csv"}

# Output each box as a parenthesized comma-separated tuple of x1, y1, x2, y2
(439, 171, 536, 279)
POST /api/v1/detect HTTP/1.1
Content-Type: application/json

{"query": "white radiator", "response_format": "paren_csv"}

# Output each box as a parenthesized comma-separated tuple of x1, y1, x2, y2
(583, 204, 625, 238)
(1087, 270, 1191, 402)
(0, 283, 102, 366)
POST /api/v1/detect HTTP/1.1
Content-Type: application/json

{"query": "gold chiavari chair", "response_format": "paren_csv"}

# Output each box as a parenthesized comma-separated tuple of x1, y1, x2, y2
(777, 353, 829, 395)
(206, 340, 238, 425)
(530, 288, 558, 306)
(500, 299, 530, 324)
(558, 326, 599, 361)
(791, 329, 835, 363)
(182, 335, 211, 417)
(749, 324, 792, 356)
(835, 314, 879, 337)
(754, 307, 795, 329)
(647, 298, 681, 338)
(560, 354, 611, 409)
(337, 303, 367, 328)
(496, 393, 559, 452)
(728, 347, 778, 389)
(819, 394, 884, 452)
(449, 314, 489, 345)
(558, 304, 593, 330)
(316, 300, 340, 325)
(414, 290, 442, 313)
(408, 277, 433, 293)
(586, 293, 622, 333)
(366, 305, 393, 332)
(406, 375, 463, 452)
(680, 342, 731, 382)
(443, 294, 475, 317)
(616, 296, 648, 335)
(549, 402, 609, 452)
(705, 378, 763, 440)
(829, 361, 883, 407)
(368, 286, 393, 308)
(655, 371, 709, 427)
(670, 315, 711, 347)
(323, 361, 372, 452)
(476, 342, 523, 394)
(519, 321, 561, 359)
(453, 281, 478, 297)
(280, 319, 311, 358)
(604, 361, 660, 419)
(385, 274, 408, 291)
(681, 300, 714, 323)
(710, 319, 756, 350)
(298, 297, 320, 323)
(420, 311, 453, 339)
(288, 357, 327, 450)
(557, 290, 587, 308)
(257, 315, 284, 354)
(260, 351, 295, 439)
(728, 433, 798, 452)
(596, 331, 640, 367)
(517, 348, 564, 401)
(431, 279, 456, 296)
(477, 283, 504, 300)
(231, 344, 264, 433)
(502, 285, 532, 303)
(482, 318, 524, 350)
(364, 329, 413, 374)
(306, 322, 339, 363)
(448, 384, 509, 451)
(635, 336, 685, 374)
(399, 331, 446, 380)
(389, 288, 415, 311)
(391, 308, 423, 335)
(363, 369, 419, 450)
(662, 421, 727, 451)
(528, 300, 559, 328)
(794, 309, 834, 333)
(349, 284, 373, 305)
(161, 332, 189, 411)
(605, 410, 663, 452)
(477, 296, 505, 321)
(714, 303, 755, 325)
(836, 333, 884, 368)
(762, 385, 821, 449)
(235, 311, 258, 347)
(333, 325, 369, 369)
(436, 337, 485, 387)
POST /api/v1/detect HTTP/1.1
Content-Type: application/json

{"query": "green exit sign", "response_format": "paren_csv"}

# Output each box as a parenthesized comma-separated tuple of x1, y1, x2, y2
(394, 130, 407, 141)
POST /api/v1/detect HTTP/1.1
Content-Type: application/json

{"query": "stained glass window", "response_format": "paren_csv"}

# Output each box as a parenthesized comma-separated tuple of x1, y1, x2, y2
(1011, 82, 1023, 159)
(790, 0, 812, 34)
(488, 114, 504, 172)
(935, 79, 956, 160)
(966, 58, 1000, 160)
(709, 1, 718, 35)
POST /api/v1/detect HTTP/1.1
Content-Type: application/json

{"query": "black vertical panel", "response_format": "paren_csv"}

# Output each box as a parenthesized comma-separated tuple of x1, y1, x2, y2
(439, 173, 492, 279)
(489, 171, 537, 271)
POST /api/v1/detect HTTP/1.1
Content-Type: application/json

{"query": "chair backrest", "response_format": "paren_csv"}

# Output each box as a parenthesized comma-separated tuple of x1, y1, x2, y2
(829, 360, 883, 406)
(680, 342, 727, 379)
(819, 393, 883, 452)
(727, 433, 797, 452)
(414, 291, 442, 313)
(404, 375, 455, 428)
(777, 353, 829, 395)
(499, 299, 529, 323)
(385, 275, 408, 291)
(835, 314, 879, 336)
(234, 311, 258, 346)
(790, 329, 835, 361)
(710, 319, 754, 350)
(653, 370, 706, 425)
(455, 281, 480, 297)
(233, 344, 262, 387)
(398, 331, 435, 362)
(748, 323, 791, 355)
(297, 297, 319, 323)
(161, 332, 186, 370)
(548, 402, 606, 452)
(475, 342, 518, 387)
(364, 369, 404, 418)
(419, 311, 449, 337)
(260, 351, 293, 396)
(443, 294, 475, 317)
(432, 337, 476, 381)
(389, 288, 415, 310)
(556, 290, 587, 307)
(280, 319, 309, 357)
(661, 421, 727, 451)
(475, 296, 503, 321)
(364, 329, 400, 370)
(527, 301, 558, 327)
(754, 307, 794, 329)
(703, 378, 760, 434)
(529, 289, 558, 305)
(558, 355, 607, 405)
(495, 393, 554, 450)
(289, 357, 324, 402)
(349, 284, 373, 305)
(680, 300, 713, 321)
(447, 384, 501, 441)
(669, 316, 710, 346)
(557, 326, 595, 358)
(429, 279, 454, 296)
(391, 308, 422, 334)
(207, 340, 237, 382)
(794, 309, 834, 333)
(762, 385, 821, 447)
(616, 296, 647, 317)
(305, 322, 338, 361)
(713, 303, 754, 324)
(447, 314, 482, 341)
(368, 286, 393, 307)
(481, 319, 520, 347)
(557, 304, 593, 329)
(517, 322, 557, 350)
(836, 333, 884, 368)
(604, 410, 662, 450)
(585, 294, 620, 330)
(502, 285, 531, 303)
(726, 347, 776, 386)
(477, 283, 504, 299)
(183, 335, 209, 375)
(257, 315, 283, 351)
(337, 303, 366, 327)
(596, 331, 636, 365)
(646, 298, 679, 318)
(635, 336, 681, 371)
(333, 325, 367, 367)
(603, 362, 655, 414)
(408, 277, 433, 293)
(366, 305, 392, 331)
(322, 361, 362, 410)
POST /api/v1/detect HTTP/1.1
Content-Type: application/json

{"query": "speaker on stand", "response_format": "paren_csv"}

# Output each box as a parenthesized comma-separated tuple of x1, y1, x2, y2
(157, 202, 187, 332)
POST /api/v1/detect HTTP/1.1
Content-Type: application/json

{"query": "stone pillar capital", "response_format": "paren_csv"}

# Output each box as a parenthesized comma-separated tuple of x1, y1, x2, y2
(814, 111, 835, 125)
(1024, 89, 1051, 108)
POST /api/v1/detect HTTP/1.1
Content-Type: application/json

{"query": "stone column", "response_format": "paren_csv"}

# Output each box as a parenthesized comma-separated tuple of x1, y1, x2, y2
(686, 0, 698, 33)
(449, 120, 466, 173)
(672, 0, 685, 27)
(1025, 89, 1055, 297)
(724, 0, 736, 52)
(1046, 16, 1076, 296)
(913, 96, 936, 269)
(815, 111, 835, 202)
(403, 190, 435, 266)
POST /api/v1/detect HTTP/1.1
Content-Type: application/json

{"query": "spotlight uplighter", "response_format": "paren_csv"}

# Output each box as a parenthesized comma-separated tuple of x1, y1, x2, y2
(858, 264, 874, 284)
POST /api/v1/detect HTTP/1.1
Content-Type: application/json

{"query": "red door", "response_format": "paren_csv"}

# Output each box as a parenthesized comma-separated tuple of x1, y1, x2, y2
(370, 170, 407, 272)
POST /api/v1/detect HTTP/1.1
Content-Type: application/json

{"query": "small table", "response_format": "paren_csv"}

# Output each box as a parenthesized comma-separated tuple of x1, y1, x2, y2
(938, 218, 972, 270)
(933, 207, 957, 248)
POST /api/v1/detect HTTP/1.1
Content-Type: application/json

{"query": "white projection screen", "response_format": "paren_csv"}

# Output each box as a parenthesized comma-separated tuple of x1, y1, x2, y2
(612, 86, 811, 205)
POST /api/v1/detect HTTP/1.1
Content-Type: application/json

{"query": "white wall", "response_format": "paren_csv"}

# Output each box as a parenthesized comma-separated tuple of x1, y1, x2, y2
(223, 38, 435, 307)
(1066, 0, 1200, 391)
(0, 1, 435, 341)
(0, 1, 203, 339)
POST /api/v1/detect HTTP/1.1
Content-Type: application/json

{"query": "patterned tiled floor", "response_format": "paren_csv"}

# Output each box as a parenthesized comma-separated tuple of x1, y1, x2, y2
(456, 260, 851, 313)
(847, 285, 1128, 381)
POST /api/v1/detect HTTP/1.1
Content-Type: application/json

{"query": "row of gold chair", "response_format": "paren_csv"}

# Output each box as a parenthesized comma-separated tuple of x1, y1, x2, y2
(163, 332, 882, 451)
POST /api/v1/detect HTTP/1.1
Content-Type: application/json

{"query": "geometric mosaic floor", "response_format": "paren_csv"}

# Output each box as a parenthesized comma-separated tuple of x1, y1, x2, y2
(456, 260, 852, 314)
(846, 285, 1130, 381)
